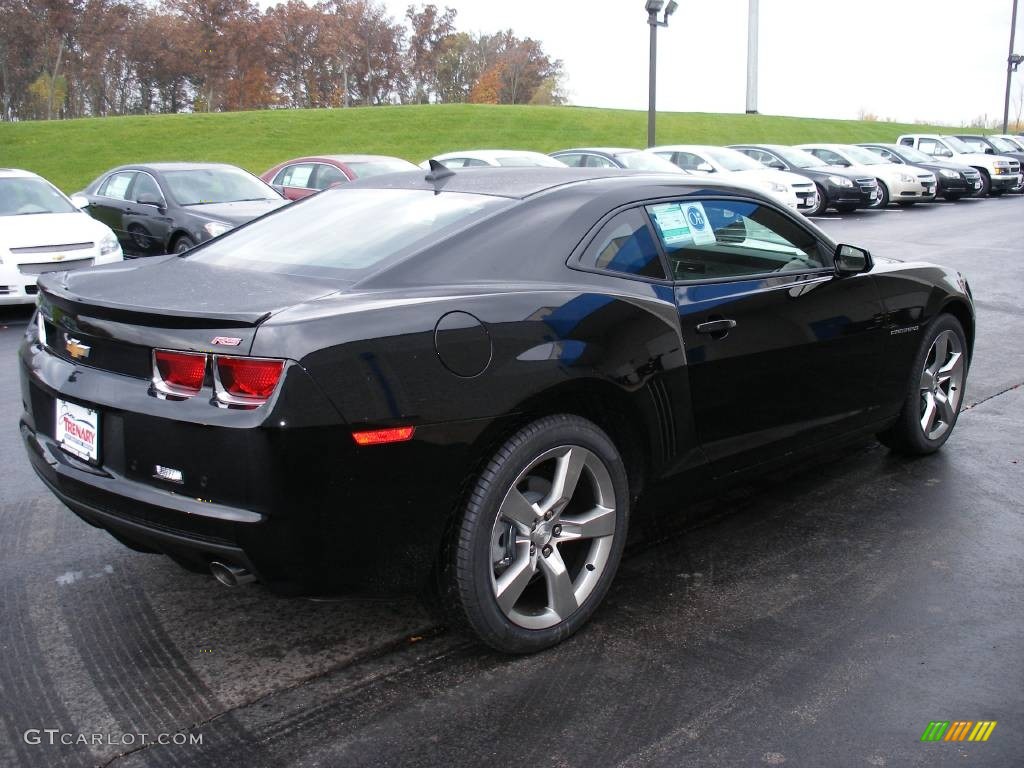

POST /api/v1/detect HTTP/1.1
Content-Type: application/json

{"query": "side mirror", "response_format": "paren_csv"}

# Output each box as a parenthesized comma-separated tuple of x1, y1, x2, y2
(696, 162, 715, 173)
(984, 147, 994, 155)
(70, 194, 90, 209)
(768, 160, 786, 170)
(136, 195, 164, 208)
(834, 244, 872, 276)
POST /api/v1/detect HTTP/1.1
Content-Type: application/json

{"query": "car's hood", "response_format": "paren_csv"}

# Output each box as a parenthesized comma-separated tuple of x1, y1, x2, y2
(39, 256, 341, 326)
(953, 152, 1004, 165)
(0, 211, 112, 251)
(186, 199, 288, 225)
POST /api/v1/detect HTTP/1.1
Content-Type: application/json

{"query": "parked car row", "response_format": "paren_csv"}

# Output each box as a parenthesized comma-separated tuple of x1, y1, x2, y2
(3, 132, 1020, 306)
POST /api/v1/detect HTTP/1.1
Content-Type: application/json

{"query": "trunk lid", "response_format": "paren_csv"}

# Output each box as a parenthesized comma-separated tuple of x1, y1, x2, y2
(37, 257, 342, 378)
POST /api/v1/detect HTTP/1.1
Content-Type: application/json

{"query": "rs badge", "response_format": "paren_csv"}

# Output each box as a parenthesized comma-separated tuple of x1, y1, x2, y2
(211, 336, 242, 346)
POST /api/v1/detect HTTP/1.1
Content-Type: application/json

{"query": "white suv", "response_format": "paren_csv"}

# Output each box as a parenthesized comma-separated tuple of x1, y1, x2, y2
(1, 169, 123, 305)
(896, 134, 1021, 196)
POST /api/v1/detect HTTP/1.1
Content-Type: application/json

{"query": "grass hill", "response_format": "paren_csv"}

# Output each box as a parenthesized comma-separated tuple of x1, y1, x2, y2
(0, 104, 951, 192)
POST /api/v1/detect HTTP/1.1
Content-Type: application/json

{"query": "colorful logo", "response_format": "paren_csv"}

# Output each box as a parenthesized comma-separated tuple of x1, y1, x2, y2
(921, 721, 997, 742)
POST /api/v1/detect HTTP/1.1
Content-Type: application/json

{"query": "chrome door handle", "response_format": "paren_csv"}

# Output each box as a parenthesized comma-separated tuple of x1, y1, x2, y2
(695, 319, 737, 334)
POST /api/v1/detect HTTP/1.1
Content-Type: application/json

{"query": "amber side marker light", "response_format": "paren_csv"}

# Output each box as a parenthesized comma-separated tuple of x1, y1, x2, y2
(352, 426, 415, 446)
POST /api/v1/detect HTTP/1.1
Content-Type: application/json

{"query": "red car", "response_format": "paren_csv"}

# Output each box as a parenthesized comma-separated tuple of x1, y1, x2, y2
(260, 154, 419, 200)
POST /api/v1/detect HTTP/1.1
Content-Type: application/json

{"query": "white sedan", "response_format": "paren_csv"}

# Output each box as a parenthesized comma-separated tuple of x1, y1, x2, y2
(1, 169, 123, 305)
(650, 145, 819, 213)
(420, 149, 568, 169)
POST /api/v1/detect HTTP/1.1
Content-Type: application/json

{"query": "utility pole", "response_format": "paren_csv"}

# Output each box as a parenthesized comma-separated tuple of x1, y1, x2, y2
(745, 0, 759, 114)
(645, 1, 678, 148)
(1003, 0, 1020, 133)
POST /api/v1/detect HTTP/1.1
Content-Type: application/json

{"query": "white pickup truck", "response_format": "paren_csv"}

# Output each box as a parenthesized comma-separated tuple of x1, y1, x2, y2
(896, 134, 1021, 196)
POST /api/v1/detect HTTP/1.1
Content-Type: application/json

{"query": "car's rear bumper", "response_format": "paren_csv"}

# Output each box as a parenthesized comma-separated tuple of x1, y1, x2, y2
(19, 337, 500, 594)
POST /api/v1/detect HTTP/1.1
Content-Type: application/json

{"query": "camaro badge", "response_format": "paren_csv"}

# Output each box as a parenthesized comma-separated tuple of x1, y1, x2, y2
(64, 336, 91, 360)
(211, 336, 242, 346)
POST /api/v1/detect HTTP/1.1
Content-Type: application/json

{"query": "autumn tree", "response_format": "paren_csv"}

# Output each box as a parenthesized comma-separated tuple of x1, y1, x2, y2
(405, 3, 455, 103)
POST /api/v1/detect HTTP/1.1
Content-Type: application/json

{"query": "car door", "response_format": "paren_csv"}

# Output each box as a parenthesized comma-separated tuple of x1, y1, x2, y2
(272, 163, 317, 200)
(89, 171, 137, 248)
(645, 196, 885, 475)
(122, 171, 172, 256)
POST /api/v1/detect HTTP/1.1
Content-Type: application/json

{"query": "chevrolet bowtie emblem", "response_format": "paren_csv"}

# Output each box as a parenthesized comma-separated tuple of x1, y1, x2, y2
(65, 335, 91, 360)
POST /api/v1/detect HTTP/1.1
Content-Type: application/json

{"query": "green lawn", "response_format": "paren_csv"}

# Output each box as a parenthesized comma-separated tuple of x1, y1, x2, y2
(0, 104, 951, 192)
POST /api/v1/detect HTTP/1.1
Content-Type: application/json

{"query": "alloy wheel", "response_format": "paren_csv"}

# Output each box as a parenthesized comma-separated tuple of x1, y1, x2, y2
(919, 329, 965, 441)
(489, 445, 616, 630)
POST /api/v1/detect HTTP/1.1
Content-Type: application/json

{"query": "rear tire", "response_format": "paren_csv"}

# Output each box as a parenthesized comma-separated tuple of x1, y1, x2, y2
(444, 414, 629, 654)
(877, 314, 968, 455)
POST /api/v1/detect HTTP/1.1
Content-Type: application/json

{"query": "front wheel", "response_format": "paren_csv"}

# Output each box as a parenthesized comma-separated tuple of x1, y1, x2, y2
(976, 170, 991, 196)
(171, 236, 195, 254)
(809, 184, 828, 216)
(877, 314, 968, 455)
(870, 180, 890, 208)
(445, 415, 629, 654)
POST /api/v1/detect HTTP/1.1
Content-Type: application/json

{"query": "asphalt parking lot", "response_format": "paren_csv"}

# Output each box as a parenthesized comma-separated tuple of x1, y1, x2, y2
(1, 195, 1022, 768)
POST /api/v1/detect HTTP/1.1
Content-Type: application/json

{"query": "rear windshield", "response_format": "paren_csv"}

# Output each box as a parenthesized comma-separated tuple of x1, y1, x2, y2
(187, 188, 509, 280)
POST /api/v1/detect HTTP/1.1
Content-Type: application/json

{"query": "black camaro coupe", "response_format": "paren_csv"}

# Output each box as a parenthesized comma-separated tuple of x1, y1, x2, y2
(20, 167, 974, 653)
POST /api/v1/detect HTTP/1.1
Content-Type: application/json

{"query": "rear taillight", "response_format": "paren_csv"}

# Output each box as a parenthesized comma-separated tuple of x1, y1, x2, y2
(214, 356, 285, 406)
(153, 349, 207, 397)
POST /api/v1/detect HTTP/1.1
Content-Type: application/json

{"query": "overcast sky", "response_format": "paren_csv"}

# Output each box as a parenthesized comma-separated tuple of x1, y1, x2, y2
(376, 0, 1022, 125)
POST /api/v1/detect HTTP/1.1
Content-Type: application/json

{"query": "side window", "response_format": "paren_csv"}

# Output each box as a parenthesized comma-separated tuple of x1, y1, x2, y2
(131, 173, 163, 202)
(755, 150, 785, 170)
(675, 152, 707, 171)
(899, 137, 914, 147)
(580, 208, 666, 280)
(438, 158, 467, 168)
(556, 154, 585, 167)
(99, 172, 136, 200)
(646, 199, 825, 281)
(583, 154, 616, 168)
(313, 164, 348, 189)
(274, 163, 316, 188)
(811, 148, 845, 166)
(464, 158, 490, 167)
(918, 139, 938, 155)
(876, 148, 898, 162)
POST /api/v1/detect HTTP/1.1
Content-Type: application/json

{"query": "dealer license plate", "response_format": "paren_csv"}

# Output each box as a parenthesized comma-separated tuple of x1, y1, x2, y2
(974, 181, 982, 189)
(56, 399, 99, 462)
(870, 190, 878, 200)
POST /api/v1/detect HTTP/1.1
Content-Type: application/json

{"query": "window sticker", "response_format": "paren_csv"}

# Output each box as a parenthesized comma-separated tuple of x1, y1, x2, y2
(679, 202, 717, 246)
(648, 203, 693, 246)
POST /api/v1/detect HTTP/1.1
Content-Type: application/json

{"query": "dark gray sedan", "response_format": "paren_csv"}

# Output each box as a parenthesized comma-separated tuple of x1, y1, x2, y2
(72, 162, 288, 256)
(550, 147, 689, 173)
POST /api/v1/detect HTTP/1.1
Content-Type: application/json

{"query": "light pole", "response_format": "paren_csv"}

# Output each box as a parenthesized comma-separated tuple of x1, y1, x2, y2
(1003, 0, 1020, 133)
(646, 0, 678, 147)
(745, 0, 759, 114)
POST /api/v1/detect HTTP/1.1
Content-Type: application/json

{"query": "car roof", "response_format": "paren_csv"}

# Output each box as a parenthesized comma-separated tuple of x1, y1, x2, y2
(320, 154, 414, 164)
(796, 143, 852, 150)
(110, 162, 244, 172)
(857, 142, 903, 149)
(348, 166, 753, 201)
(0, 168, 41, 179)
(432, 149, 557, 160)
(553, 147, 645, 156)
(650, 145, 724, 153)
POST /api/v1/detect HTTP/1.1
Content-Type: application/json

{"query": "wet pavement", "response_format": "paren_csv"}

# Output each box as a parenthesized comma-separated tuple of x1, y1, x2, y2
(1, 194, 1021, 767)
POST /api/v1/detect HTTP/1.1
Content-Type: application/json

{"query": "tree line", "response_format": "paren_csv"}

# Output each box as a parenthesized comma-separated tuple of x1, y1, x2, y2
(0, 0, 566, 121)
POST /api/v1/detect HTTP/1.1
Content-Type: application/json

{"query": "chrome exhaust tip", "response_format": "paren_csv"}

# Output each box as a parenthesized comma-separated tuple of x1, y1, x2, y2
(210, 561, 255, 587)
